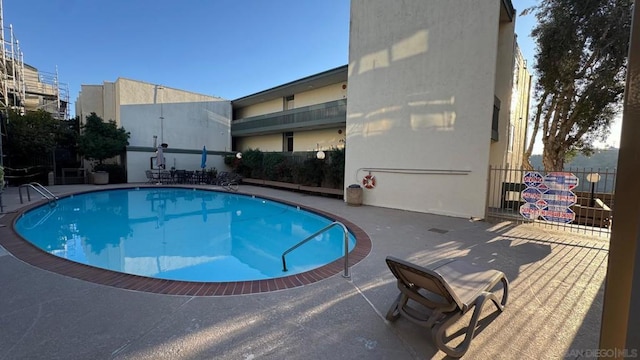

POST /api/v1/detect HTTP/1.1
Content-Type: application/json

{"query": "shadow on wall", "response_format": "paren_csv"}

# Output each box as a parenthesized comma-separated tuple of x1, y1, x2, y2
(347, 28, 459, 139)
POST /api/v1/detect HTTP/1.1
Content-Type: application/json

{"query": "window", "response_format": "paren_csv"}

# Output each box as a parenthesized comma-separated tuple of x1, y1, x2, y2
(283, 132, 293, 152)
(492, 96, 501, 141)
(284, 95, 294, 110)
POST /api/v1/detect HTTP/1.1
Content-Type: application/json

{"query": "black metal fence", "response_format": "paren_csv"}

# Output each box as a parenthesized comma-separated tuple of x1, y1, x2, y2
(486, 166, 616, 237)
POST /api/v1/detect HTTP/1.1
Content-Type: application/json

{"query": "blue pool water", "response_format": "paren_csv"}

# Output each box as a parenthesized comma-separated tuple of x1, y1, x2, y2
(14, 188, 355, 282)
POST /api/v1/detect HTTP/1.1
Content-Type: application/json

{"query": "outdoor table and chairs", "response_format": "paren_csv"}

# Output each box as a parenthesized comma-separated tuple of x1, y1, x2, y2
(193, 170, 210, 184)
(144, 169, 205, 184)
(145, 169, 232, 185)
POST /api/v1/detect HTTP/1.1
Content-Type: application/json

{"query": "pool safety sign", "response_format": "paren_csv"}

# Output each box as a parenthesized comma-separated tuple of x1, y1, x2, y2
(519, 171, 578, 223)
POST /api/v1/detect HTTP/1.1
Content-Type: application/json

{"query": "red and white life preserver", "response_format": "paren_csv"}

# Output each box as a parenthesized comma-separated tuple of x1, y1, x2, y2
(362, 174, 376, 189)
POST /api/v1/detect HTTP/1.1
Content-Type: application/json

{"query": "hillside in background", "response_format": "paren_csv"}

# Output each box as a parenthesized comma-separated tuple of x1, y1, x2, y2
(528, 148, 619, 193)
(529, 147, 619, 171)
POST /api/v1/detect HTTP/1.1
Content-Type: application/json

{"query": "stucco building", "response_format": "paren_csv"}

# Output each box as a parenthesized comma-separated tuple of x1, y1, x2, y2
(345, 0, 526, 219)
(76, 0, 530, 221)
(231, 65, 348, 153)
(75, 78, 231, 183)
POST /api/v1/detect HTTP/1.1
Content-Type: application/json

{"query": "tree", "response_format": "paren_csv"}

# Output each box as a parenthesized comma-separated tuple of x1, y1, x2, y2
(54, 116, 81, 169)
(5, 110, 59, 166)
(77, 113, 130, 165)
(523, 0, 632, 171)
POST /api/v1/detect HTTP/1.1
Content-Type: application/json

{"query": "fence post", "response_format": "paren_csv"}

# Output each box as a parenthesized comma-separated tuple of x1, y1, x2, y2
(485, 165, 492, 220)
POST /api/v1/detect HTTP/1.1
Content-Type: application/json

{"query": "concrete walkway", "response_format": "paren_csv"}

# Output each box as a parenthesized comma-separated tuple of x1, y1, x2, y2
(0, 184, 608, 359)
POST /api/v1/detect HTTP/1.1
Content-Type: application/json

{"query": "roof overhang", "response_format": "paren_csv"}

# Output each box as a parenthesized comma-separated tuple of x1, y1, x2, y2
(500, 0, 516, 22)
(232, 65, 348, 108)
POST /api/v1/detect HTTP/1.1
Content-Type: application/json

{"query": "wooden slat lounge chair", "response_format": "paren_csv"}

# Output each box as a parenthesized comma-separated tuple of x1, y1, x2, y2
(385, 256, 508, 358)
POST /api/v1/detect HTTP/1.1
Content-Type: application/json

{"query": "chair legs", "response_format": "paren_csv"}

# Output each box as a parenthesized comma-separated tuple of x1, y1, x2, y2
(385, 293, 403, 321)
(432, 291, 505, 358)
(386, 274, 509, 358)
(431, 276, 508, 358)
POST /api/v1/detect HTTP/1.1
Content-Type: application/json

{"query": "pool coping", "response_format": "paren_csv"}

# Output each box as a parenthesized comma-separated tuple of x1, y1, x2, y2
(0, 186, 372, 296)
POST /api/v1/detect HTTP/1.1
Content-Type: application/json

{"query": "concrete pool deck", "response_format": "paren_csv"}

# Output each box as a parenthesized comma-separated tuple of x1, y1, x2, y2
(0, 184, 609, 359)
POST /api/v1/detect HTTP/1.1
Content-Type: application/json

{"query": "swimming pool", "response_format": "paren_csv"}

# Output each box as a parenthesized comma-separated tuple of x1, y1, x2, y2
(14, 188, 357, 283)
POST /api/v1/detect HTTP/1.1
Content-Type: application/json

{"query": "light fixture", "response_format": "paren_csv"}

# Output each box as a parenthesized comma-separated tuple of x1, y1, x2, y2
(586, 173, 601, 207)
(236, 152, 242, 159)
(316, 143, 326, 160)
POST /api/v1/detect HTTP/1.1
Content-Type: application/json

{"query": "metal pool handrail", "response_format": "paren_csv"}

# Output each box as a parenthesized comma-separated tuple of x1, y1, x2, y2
(281, 221, 351, 278)
(19, 182, 58, 206)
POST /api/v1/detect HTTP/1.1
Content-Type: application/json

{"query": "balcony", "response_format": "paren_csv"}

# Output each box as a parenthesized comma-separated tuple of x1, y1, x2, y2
(232, 99, 346, 136)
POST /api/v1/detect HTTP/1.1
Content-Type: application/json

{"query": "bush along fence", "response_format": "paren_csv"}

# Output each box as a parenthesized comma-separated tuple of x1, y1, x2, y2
(486, 165, 616, 237)
(225, 148, 345, 193)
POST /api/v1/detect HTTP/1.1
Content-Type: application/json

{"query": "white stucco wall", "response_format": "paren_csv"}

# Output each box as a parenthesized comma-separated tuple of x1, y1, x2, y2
(121, 101, 232, 183)
(126, 151, 229, 183)
(77, 77, 232, 184)
(346, 0, 503, 218)
(77, 85, 105, 123)
(121, 102, 231, 150)
(489, 47, 532, 206)
(104, 82, 117, 124)
(509, 48, 531, 171)
(236, 134, 284, 152)
(487, 20, 517, 208)
(294, 83, 347, 108)
(294, 128, 346, 151)
(234, 83, 347, 120)
(117, 78, 222, 105)
(488, 20, 516, 169)
(235, 98, 282, 119)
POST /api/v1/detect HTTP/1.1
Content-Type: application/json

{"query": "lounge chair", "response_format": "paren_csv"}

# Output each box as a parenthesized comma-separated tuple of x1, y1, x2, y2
(385, 256, 508, 358)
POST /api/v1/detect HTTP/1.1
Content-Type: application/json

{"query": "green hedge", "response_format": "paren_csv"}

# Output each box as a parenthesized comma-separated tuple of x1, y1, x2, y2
(233, 148, 344, 189)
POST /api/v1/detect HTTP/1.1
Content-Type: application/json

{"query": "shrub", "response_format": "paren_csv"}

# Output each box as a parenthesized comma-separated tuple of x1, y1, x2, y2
(263, 152, 286, 180)
(325, 148, 345, 188)
(224, 155, 239, 169)
(241, 149, 264, 178)
(302, 157, 326, 186)
(206, 167, 218, 181)
(274, 161, 294, 182)
(291, 162, 305, 184)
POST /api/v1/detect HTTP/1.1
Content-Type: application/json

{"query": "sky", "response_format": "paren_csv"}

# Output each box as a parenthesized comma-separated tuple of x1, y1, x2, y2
(3, 0, 622, 151)
(4, 0, 351, 101)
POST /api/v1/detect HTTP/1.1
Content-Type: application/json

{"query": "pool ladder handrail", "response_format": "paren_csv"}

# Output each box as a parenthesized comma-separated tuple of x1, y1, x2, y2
(21, 206, 57, 229)
(19, 182, 58, 206)
(281, 221, 350, 279)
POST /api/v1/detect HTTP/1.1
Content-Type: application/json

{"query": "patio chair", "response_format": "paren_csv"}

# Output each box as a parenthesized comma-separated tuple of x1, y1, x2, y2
(145, 170, 159, 184)
(174, 170, 187, 184)
(385, 256, 508, 358)
(159, 170, 174, 184)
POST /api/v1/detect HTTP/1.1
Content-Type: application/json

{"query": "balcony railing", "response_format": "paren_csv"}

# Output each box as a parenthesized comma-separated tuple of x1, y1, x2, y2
(232, 99, 346, 136)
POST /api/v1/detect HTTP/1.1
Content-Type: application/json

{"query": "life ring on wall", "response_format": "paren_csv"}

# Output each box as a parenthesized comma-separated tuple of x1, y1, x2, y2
(362, 174, 377, 189)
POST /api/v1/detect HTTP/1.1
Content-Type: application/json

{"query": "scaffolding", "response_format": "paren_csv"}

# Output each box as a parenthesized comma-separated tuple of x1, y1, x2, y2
(0, 0, 69, 120)
(0, 0, 70, 167)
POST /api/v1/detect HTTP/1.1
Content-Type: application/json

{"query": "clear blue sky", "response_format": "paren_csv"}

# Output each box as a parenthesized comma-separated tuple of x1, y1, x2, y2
(3, 0, 619, 148)
(4, 0, 351, 102)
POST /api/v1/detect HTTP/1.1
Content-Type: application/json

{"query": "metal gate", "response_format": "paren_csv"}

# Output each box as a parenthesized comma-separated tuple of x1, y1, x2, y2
(486, 166, 616, 238)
